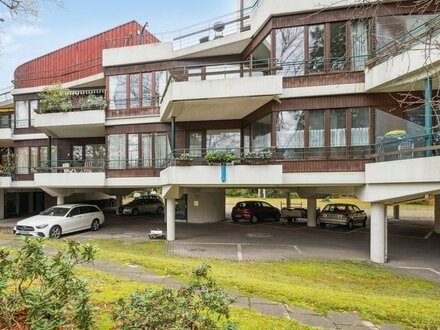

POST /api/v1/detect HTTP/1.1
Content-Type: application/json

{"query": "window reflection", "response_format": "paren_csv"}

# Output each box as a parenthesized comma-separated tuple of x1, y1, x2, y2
(276, 27, 305, 76)
(308, 24, 325, 72)
(276, 111, 305, 159)
(109, 75, 126, 110)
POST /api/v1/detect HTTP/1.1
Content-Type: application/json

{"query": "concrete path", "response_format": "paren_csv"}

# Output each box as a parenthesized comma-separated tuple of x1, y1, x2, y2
(0, 238, 404, 330)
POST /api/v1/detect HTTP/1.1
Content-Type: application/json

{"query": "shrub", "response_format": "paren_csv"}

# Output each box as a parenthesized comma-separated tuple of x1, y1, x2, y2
(0, 238, 98, 330)
(38, 83, 72, 112)
(112, 264, 238, 330)
(205, 151, 236, 164)
(179, 153, 192, 161)
(244, 151, 272, 160)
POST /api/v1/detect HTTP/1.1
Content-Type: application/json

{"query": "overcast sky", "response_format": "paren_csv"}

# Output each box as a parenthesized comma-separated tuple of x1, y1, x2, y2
(0, 0, 238, 88)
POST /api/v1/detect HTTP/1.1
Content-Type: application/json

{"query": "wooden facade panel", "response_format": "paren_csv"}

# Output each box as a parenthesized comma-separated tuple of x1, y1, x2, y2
(106, 169, 161, 178)
(106, 107, 160, 118)
(105, 123, 171, 135)
(280, 159, 371, 173)
(283, 72, 364, 88)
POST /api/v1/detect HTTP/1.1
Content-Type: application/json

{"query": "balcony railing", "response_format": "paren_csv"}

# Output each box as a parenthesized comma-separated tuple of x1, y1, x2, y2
(104, 0, 262, 51)
(33, 160, 106, 173)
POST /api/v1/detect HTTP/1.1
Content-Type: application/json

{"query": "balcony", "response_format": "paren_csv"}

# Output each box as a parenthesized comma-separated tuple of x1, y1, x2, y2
(160, 59, 283, 122)
(34, 89, 106, 138)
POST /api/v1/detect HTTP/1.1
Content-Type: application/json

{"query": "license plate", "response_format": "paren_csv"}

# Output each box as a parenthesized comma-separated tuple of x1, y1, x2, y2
(16, 230, 30, 235)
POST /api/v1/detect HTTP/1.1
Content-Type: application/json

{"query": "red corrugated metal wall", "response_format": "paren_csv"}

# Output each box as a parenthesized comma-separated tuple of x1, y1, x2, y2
(14, 21, 159, 89)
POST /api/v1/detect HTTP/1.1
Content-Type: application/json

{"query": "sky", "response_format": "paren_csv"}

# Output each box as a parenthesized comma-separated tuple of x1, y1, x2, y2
(0, 0, 238, 89)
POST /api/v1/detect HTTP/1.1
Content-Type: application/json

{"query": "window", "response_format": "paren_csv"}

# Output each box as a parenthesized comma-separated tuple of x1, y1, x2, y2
(155, 71, 166, 105)
(30, 147, 39, 173)
(252, 115, 271, 150)
(330, 109, 347, 156)
(142, 134, 153, 167)
(16, 147, 29, 174)
(206, 129, 241, 151)
(68, 207, 80, 217)
(261, 202, 272, 208)
(128, 134, 139, 168)
(29, 100, 38, 126)
(39, 147, 48, 166)
(15, 101, 29, 128)
(308, 24, 325, 72)
(108, 134, 126, 169)
(129, 74, 140, 108)
(142, 73, 152, 107)
(109, 75, 126, 110)
(154, 133, 170, 168)
(351, 108, 370, 146)
(330, 22, 347, 70)
(276, 27, 305, 76)
(189, 132, 202, 157)
(252, 35, 272, 77)
(276, 111, 305, 159)
(351, 20, 369, 70)
(243, 126, 251, 153)
(309, 111, 325, 156)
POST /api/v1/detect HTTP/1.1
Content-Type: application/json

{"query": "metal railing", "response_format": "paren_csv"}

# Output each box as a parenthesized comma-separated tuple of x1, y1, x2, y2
(0, 86, 13, 104)
(33, 160, 106, 173)
(104, 0, 262, 51)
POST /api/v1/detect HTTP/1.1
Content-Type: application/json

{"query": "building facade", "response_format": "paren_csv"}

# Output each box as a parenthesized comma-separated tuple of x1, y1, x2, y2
(4, 0, 440, 263)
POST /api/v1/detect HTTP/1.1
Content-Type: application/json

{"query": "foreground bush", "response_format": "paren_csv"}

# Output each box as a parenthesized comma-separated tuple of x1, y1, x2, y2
(0, 238, 97, 330)
(113, 264, 238, 330)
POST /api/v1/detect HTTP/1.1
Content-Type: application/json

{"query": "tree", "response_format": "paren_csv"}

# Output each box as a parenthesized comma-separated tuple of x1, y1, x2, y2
(0, 0, 62, 22)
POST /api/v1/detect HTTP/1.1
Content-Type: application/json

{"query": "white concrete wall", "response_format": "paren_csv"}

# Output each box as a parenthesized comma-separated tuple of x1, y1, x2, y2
(34, 110, 105, 129)
(186, 188, 225, 223)
(34, 173, 106, 188)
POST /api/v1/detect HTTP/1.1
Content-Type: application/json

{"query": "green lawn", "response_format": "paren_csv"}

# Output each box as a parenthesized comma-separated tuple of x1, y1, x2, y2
(65, 239, 440, 330)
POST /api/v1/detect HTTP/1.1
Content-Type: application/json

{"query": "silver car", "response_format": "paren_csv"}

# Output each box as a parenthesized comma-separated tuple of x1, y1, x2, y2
(119, 197, 164, 216)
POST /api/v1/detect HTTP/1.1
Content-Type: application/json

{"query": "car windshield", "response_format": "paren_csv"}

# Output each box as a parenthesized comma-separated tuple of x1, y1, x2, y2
(40, 207, 70, 217)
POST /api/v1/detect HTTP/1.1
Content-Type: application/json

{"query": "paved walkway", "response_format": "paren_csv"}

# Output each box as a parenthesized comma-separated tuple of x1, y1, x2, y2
(0, 239, 404, 330)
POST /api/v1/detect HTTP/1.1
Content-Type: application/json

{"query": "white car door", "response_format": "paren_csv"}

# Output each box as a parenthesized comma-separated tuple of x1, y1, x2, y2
(68, 207, 87, 232)
(78, 206, 93, 230)
(64, 207, 81, 233)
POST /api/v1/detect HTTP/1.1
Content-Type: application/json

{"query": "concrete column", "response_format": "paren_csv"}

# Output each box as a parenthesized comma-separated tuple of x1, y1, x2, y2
(0, 190, 4, 219)
(166, 198, 176, 241)
(286, 192, 291, 209)
(56, 196, 64, 205)
(434, 195, 440, 234)
(393, 205, 400, 220)
(307, 198, 317, 227)
(370, 203, 388, 263)
(115, 196, 123, 215)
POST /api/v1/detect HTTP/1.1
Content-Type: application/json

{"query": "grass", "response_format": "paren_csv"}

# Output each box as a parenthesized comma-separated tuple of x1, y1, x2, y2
(58, 238, 440, 330)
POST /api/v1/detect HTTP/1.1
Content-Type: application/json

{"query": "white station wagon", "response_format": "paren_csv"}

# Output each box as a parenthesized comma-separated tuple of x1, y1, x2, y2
(13, 204, 105, 239)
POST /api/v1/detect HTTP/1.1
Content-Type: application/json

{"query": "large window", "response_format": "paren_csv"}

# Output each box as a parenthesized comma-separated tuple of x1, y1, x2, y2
(142, 134, 153, 167)
(129, 74, 140, 108)
(330, 22, 347, 70)
(189, 132, 202, 157)
(108, 134, 126, 169)
(330, 109, 347, 156)
(15, 101, 29, 128)
(276, 111, 305, 159)
(351, 108, 370, 146)
(128, 134, 139, 168)
(109, 75, 127, 110)
(308, 24, 325, 72)
(16, 147, 29, 174)
(252, 115, 271, 150)
(351, 20, 369, 70)
(276, 27, 305, 76)
(309, 111, 325, 156)
(155, 71, 167, 105)
(154, 133, 170, 168)
(206, 129, 241, 151)
(142, 73, 152, 107)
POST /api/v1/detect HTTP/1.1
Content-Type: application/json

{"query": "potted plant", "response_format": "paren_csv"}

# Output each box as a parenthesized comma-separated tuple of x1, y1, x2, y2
(38, 83, 72, 113)
(176, 153, 193, 166)
(83, 94, 106, 110)
(244, 150, 273, 165)
(3, 148, 15, 177)
(205, 151, 235, 165)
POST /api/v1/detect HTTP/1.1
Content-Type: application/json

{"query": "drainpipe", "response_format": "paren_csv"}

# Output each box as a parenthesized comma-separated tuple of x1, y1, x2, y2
(171, 116, 176, 157)
(425, 78, 433, 157)
(48, 136, 52, 167)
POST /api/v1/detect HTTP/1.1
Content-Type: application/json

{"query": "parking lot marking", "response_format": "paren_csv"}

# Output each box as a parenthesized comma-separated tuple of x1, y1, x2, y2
(237, 243, 243, 261)
(293, 245, 303, 254)
(394, 266, 440, 276)
(424, 230, 434, 240)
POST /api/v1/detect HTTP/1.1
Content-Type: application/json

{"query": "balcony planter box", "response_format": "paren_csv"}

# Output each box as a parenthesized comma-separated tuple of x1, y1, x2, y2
(176, 159, 192, 166)
(205, 151, 235, 166)
(244, 159, 273, 165)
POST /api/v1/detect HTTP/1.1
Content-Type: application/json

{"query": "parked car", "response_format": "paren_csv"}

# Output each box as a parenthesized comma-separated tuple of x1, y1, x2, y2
(119, 196, 164, 216)
(318, 203, 367, 229)
(13, 204, 105, 239)
(231, 201, 281, 224)
(281, 207, 321, 222)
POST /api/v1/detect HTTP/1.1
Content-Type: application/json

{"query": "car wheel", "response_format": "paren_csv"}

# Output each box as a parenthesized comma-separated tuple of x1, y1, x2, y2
(362, 217, 367, 228)
(49, 225, 62, 239)
(156, 207, 164, 215)
(91, 219, 100, 231)
(347, 220, 354, 230)
(251, 215, 259, 224)
(132, 208, 140, 216)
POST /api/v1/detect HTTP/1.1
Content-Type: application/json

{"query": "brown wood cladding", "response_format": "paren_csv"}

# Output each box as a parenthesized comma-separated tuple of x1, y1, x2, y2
(280, 159, 372, 173)
(104, 55, 242, 76)
(106, 169, 160, 178)
(106, 107, 160, 118)
(105, 123, 170, 135)
(283, 72, 364, 88)
(14, 127, 42, 135)
(274, 94, 402, 111)
(13, 137, 105, 147)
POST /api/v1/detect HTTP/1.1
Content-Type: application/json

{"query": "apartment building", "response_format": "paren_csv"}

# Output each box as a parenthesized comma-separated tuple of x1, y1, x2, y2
(4, 0, 440, 263)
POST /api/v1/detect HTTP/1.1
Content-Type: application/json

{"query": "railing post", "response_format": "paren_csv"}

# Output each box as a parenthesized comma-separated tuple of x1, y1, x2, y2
(425, 78, 433, 157)
(171, 116, 176, 157)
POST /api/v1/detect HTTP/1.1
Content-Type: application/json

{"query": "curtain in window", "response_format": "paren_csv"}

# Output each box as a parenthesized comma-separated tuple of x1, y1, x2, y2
(30, 147, 38, 173)
(276, 111, 305, 149)
(108, 134, 126, 169)
(142, 134, 153, 167)
(16, 147, 29, 174)
(351, 20, 369, 70)
(29, 100, 38, 126)
(189, 132, 202, 157)
(128, 134, 139, 168)
(351, 108, 370, 146)
(15, 101, 29, 128)
(154, 133, 170, 168)
(39, 147, 48, 166)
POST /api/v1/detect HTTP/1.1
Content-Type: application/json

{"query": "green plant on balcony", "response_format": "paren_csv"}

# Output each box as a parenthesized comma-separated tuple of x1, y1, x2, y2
(176, 153, 193, 166)
(84, 94, 106, 110)
(38, 83, 72, 112)
(1, 148, 15, 176)
(205, 151, 235, 165)
(244, 150, 273, 164)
